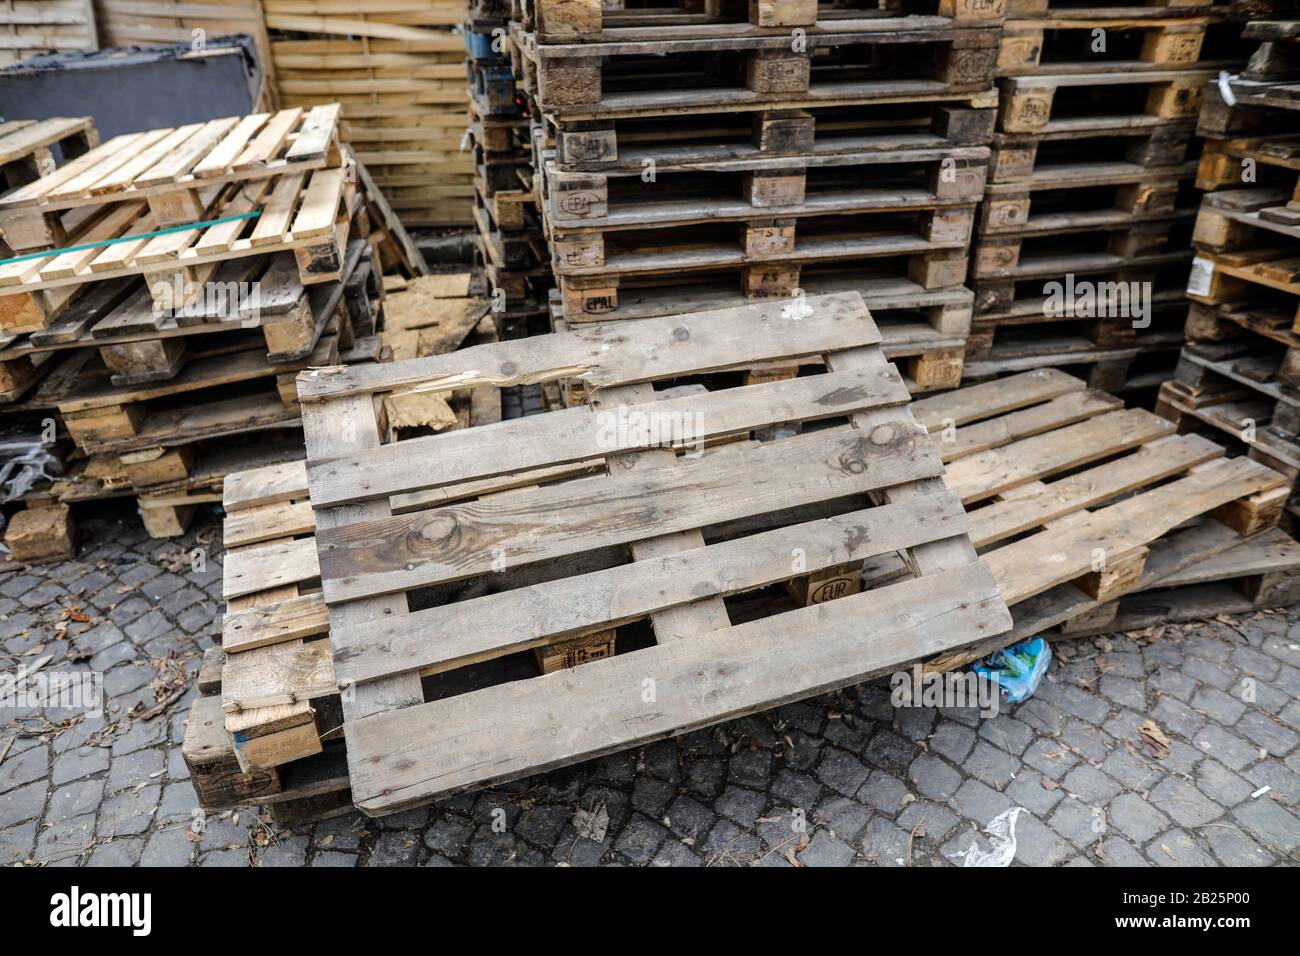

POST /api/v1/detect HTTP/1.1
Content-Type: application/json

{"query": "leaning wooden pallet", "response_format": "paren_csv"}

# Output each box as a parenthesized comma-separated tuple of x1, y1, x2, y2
(215, 292, 1006, 815)
(963, 1, 1246, 390)
(1155, 16, 1300, 529)
(265, 2, 473, 227)
(1054, 527, 1300, 637)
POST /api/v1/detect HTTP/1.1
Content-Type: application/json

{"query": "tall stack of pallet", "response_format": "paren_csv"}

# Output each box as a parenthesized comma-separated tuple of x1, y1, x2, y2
(963, 0, 1245, 394)
(1156, 4, 1300, 531)
(0, 105, 389, 537)
(263, 1, 473, 228)
(466, 0, 553, 341)
(511, 0, 1006, 397)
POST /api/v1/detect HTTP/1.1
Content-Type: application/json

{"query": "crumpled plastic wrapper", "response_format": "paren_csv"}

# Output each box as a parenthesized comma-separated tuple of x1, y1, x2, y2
(0, 427, 63, 503)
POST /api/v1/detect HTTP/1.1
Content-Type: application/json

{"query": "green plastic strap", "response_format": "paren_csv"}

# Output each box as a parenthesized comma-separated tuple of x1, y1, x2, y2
(0, 210, 261, 268)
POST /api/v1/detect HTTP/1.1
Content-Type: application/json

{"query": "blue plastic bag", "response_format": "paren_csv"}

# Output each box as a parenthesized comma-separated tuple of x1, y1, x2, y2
(974, 638, 1052, 705)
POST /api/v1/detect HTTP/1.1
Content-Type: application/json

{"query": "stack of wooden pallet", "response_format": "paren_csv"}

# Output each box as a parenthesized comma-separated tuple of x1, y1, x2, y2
(466, 0, 553, 340)
(1156, 7, 1300, 531)
(0, 0, 97, 66)
(0, 104, 393, 537)
(963, 0, 1246, 393)
(264, 1, 473, 227)
(510, 0, 1006, 395)
(190, 293, 1290, 827)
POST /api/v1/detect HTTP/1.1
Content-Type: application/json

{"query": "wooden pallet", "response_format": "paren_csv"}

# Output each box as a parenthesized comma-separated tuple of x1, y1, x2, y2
(516, 19, 1000, 117)
(521, 0, 1005, 42)
(542, 145, 989, 232)
(989, 121, 1196, 183)
(549, 206, 975, 297)
(978, 165, 1197, 237)
(0, 243, 364, 383)
(0, 160, 360, 333)
(0, 0, 96, 67)
(0, 106, 343, 253)
(996, 14, 1239, 77)
(203, 357, 1286, 817)
(0, 117, 98, 193)
(902, 367, 1289, 669)
(264, 291, 1007, 815)
(997, 66, 1222, 134)
(971, 215, 1192, 279)
(543, 96, 998, 175)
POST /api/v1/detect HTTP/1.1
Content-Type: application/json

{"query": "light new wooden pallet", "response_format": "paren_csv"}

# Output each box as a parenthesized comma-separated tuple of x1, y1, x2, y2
(0, 161, 358, 334)
(231, 291, 1006, 815)
(0, 106, 341, 232)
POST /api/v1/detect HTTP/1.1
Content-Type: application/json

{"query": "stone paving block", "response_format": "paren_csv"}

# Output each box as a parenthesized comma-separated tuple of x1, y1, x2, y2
(1147, 829, 1216, 867)
(1022, 738, 1078, 780)
(950, 779, 1013, 828)
(963, 741, 1019, 789)
(1192, 725, 1261, 771)
(1203, 825, 1275, 867)
(1232, 797, 1300, 853)
(976, 714, 1035, 756)
(772, 768, 820, 810)
(815, 748, 872, 797)
(1004, 773, 1065, 817)
(1095, 837, 1149, 867)
(1107, 793, 1170, 843)
(858, 769, 913, 815)
(929, 719, 977, 763)
(909, 753, 962, 800)
(1236, 709, 1299, 756)
(1048, 796, 1105, 848)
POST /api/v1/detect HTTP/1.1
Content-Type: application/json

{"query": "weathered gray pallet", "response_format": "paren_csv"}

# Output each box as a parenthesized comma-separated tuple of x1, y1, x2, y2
(290, 291, 1008, 814)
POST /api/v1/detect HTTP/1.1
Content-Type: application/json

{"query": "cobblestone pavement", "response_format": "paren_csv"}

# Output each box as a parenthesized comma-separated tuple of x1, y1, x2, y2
(1, 508, 1298, 867)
